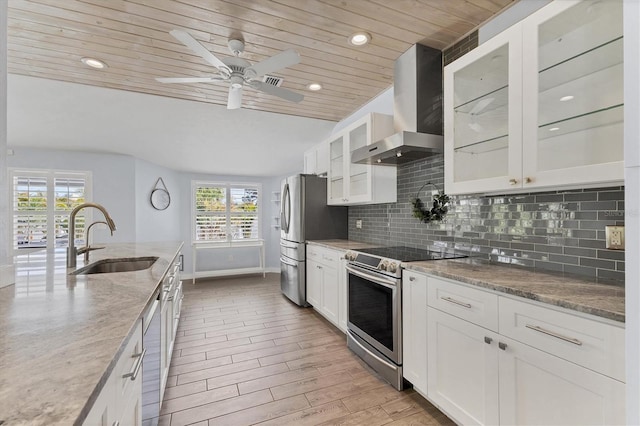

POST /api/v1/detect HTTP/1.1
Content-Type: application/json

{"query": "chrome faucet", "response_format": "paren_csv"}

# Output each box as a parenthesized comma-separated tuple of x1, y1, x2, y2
(67, 203, 116, 268)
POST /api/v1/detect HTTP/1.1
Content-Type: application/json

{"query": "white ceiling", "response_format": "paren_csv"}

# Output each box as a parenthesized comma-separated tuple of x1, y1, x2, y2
(7, 74, 337, 176)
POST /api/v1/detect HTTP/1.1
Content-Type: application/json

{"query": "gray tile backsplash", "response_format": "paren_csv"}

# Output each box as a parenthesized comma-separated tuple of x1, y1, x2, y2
(348, 155, 625, 282)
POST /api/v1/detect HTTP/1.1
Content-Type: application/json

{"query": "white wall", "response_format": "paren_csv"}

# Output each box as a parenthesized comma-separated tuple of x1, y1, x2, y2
(0, 2, 11, 288)
(332, 87, 393, 134)
(134, 158, 182, 242)
(624, 0, 640, 422)
(7, 148, 137, 244)
(478, 0, 551, 43)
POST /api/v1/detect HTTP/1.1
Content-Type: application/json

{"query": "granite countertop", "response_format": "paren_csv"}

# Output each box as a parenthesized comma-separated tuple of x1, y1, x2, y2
(0, 241, 183, 426)
(404, 257, 625, 323)
(309, 239, 624, 323)
(307, 239, 379, 251)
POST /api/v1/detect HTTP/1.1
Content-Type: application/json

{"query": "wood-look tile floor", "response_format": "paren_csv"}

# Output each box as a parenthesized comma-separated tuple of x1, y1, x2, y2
(159, 273, 454, 426)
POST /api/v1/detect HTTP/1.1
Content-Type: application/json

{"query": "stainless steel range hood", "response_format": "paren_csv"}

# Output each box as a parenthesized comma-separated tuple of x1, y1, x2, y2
(352, 44, 443, 165)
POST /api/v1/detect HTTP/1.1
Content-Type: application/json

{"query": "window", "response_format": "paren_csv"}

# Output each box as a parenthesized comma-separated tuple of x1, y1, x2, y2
(192, 181, 260, 243)
(11, 169, 92, 252)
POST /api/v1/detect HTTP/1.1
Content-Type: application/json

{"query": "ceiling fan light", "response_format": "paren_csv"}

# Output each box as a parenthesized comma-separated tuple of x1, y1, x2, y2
(81, 57, 107, 69)
(307, 83, 322, 91)
(349, 32, 371, 46)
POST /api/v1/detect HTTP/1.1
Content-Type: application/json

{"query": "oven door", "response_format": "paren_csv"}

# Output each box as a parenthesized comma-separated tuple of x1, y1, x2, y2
(346, 264, 402, 364)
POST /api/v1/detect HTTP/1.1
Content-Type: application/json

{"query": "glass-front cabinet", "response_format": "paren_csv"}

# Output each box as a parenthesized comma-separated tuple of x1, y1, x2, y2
(444, 26, 522, 194)
(445, 0, 623, 195)
(522, 0, 623, 188)
(326, 112, 396, 205)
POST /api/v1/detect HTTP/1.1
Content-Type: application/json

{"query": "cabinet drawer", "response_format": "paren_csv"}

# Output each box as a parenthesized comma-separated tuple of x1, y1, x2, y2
(114, 320, 144, 406)
(498, 297, 625, 382)
(427, 276, 498, 332)
(306, 245, 342, 266)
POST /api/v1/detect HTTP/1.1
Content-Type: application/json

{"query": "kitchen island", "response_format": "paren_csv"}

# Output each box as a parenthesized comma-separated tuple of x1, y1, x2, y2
(0, 241, 183, 426)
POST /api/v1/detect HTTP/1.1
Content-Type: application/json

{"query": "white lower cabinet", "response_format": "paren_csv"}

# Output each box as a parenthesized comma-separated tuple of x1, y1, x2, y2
(427, 307, 500, 425)
(84, 320, 144, 426)
(338, 257, 348, 332)
(402, 271, 625, 426)
(499, 336, 626, 425)
(306, 245, 346, 331)
(402, 270, 428, 394)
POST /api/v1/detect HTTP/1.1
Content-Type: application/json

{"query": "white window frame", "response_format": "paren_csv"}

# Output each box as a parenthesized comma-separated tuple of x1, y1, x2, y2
(191, 180, 262, 245)
(9, 168, 93, 254)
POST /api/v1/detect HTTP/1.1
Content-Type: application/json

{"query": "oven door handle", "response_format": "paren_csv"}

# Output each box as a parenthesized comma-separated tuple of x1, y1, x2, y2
(345, 265, 397, 288)
(348, 330, 398, 371)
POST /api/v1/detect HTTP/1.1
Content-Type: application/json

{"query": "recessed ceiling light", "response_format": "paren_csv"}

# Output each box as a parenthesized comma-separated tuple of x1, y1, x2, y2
(560, 95, 574, 102)
(549, 127, 560, 132)
(307, 83, 322, 91)
(81, 57, 108, 69)
(349, 32, 371, 46)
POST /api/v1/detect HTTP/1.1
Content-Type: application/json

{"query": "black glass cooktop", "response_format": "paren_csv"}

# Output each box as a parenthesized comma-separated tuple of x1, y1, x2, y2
(356, 246, 467, 262)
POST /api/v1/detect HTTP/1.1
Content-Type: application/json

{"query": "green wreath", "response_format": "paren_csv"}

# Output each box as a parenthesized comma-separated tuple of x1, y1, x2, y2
(411, 182, 450, 223)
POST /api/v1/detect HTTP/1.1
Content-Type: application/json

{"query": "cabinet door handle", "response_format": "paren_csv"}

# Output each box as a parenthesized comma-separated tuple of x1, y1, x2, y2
(409, 276, 416, 281)
(441, 296, 472, 309)
(498, 342, 507, 350)
(484, 336, 493, 344)
(524, 177, 532, 184)
(122, 347, 146, 381)
(525, 324, 583, 346)
(509, 178, 518, 185)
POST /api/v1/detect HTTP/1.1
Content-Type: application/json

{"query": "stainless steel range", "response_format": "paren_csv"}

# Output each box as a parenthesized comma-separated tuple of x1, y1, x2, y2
(344, 246, 466, 390)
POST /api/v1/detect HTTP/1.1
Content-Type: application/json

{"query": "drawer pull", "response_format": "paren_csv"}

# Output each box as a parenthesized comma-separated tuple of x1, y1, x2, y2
(484, 336, 493, 344)
(441, 296, 472, 309)
(409, 276, 416, 282)
(498, 342, 508, 350)
(122, 347, 146, 381)
(525, 324, 583, 346)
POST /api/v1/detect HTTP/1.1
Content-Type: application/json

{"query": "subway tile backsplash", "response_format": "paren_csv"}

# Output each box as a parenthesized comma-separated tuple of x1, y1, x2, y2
(348, 155, 625, 283)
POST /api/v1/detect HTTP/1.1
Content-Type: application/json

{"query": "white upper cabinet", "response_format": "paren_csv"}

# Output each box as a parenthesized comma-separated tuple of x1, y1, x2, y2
(327, 112, 396, 205)
(445, 0, 623, 195)
(303, 140, 328, 176)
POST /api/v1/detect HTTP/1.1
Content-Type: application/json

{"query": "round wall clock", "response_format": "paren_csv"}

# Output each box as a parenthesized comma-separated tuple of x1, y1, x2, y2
(150, 177, 171, 210)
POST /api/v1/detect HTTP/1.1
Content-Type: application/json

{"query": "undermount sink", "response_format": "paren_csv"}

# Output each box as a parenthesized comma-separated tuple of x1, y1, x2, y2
(70, 256, 159, 275)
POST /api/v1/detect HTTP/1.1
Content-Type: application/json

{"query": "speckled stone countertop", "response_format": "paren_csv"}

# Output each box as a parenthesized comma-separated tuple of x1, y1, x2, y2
(404, 257, 625, 323)
(0, 241, 183, 426)
(307, 239, 379, 251)
(309, 240, 624, 323)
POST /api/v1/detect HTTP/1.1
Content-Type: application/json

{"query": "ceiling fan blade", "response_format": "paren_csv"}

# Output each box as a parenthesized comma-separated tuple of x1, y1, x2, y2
(250, 81, 304, 103)
(155, 77, 221, 83)
(245, 49, 300, 78)
(227, 86, 243, 110)
(169, 29, 230, 72)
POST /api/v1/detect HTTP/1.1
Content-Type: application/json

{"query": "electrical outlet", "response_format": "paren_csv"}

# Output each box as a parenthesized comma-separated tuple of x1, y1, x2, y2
(605, 225, 625, 250)
(356, 219, 363, 229)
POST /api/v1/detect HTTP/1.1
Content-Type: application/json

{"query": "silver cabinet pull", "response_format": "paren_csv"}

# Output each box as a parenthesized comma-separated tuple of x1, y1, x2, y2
(498, 342, 507, 350)
(441, 296, 472, 309)
(525, 324, 583, 346)
(409, 276, 416, 282)
(122, 347, 146, 381)
(484, 336, 493, 344)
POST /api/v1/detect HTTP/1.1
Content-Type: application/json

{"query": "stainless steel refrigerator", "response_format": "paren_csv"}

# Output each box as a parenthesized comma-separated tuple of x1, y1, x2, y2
(280, 174, 348, 306)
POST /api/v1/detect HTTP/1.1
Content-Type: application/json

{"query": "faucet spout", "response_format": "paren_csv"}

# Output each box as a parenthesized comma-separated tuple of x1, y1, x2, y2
(67, 203, 116, 268)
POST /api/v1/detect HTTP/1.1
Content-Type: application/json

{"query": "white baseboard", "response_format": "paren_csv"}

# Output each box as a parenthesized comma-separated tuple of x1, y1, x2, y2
(0, 263, 15, 288)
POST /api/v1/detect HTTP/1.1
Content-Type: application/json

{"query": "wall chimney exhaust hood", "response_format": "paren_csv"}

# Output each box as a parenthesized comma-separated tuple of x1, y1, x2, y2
(352, 44, 443, 165)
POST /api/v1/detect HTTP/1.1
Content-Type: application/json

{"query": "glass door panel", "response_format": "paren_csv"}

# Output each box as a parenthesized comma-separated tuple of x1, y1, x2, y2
(452, 43, 510, 183)
(348, 123, 370, 198)
(534, 0, 623, 172)
(328, 136, 344, 201)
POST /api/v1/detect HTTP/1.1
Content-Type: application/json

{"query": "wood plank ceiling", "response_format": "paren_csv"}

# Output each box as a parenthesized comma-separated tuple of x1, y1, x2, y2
(7, 0, 515, 123)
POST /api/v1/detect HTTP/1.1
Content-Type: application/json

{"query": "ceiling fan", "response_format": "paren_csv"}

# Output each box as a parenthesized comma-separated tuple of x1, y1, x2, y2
(156, 30, 304, 109)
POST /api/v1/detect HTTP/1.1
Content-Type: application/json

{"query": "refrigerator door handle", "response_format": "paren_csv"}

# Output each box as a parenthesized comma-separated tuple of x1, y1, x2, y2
(280, 257, 298, 267)
(282, 182, 291, 233)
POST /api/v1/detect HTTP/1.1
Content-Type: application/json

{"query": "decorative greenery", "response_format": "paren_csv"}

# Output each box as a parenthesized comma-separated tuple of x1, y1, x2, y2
(411, 182, 450, 223)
